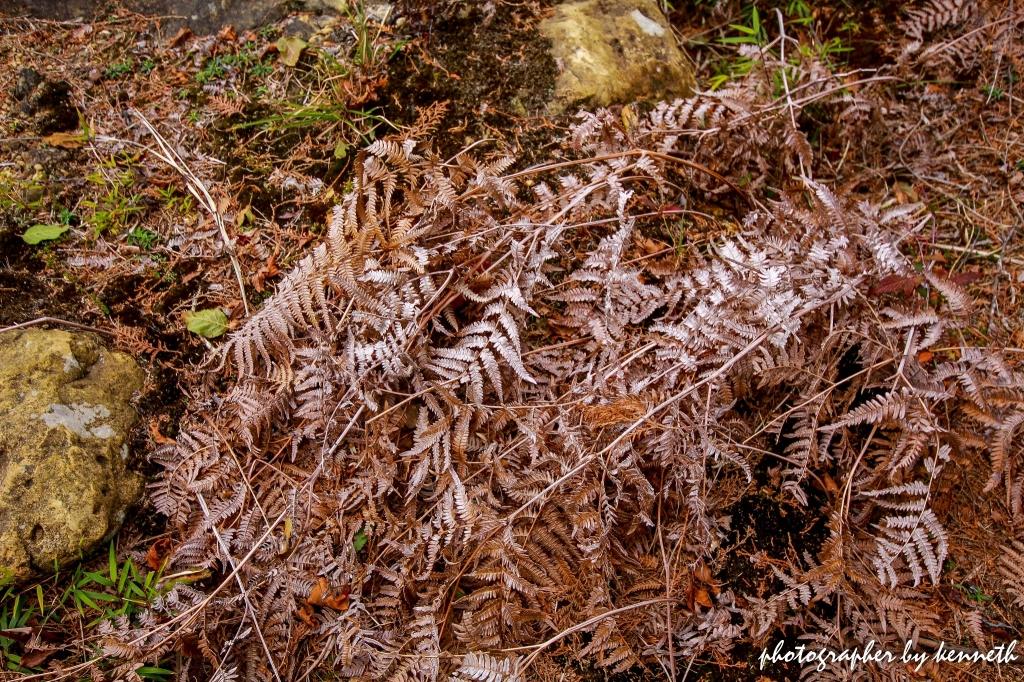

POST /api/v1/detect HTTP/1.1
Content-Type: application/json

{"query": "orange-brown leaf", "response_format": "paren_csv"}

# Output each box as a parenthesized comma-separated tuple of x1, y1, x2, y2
(145, 538, 173, 570)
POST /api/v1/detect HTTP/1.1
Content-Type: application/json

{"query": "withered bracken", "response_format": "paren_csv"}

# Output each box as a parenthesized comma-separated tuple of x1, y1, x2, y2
(94, 4, 1024, 680)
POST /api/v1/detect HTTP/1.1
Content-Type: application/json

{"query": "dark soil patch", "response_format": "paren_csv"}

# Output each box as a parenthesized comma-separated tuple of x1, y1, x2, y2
(0, 225, 84, 327)
(384, 1, 562, 166)
(684, 468, 831, 681)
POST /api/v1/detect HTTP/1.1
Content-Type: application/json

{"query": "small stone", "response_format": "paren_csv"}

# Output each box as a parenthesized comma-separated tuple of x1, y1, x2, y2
(0, 330, 145, 582)
(539, 0, 696, 114)
(13, 67, 43, 101)
(282, 16, 314, 41)
(88, 68, 103, 82)
(365, 2, 394, 24)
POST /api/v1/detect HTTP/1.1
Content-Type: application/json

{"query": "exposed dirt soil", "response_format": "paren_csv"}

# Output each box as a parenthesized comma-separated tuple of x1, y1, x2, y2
(385, 1, 561, 165)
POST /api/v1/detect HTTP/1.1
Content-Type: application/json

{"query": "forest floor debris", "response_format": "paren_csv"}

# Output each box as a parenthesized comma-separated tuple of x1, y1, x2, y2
(1, 2, 1024, 681)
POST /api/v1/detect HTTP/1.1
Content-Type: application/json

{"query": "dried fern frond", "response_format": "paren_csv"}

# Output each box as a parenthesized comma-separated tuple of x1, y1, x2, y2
(134, 76, 1021, 681)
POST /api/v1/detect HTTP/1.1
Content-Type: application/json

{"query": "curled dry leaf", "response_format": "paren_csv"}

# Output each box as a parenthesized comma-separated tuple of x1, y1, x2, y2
(145, 538, 173, 571)
(168, 26, 192, 47)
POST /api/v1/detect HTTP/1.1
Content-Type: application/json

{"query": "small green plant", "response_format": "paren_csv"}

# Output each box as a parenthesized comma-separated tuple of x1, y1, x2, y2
(157, 186, 194, 214)
(63, 543, 164, 625)
(126, 226, 159, 249)
(708, 55, 755, 91)
(954, 583, 993, 606)
(141, 58, 156, 75)
(348, 1, 390, 67)
(196, 47, 269, 84)
(0, 569, 38, 673)
(982, 84, 1005, 100)
(249, 58, 274, 78)
(839, 19, 863, 34)
(136, 665, 175, 681)
(196, 58, 226, 84)
(353, 525, 369, 552)
(814, 36, 853, 62)
(105, 59, 134, 80)
(786, 0, 814, 25)
(672, 217, 688, 256)
(720, 6, 768, 46)
(57, 207, 78, 225)
(82, 159, 144, 237)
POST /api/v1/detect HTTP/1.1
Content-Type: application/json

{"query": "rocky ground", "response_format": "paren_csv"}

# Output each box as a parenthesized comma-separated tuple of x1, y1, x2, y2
(1, 1, 1024, 681)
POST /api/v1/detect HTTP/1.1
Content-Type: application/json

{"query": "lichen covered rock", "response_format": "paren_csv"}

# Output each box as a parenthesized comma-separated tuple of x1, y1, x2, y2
(0, 329, 144, 580)
(540, 0, 696, 114)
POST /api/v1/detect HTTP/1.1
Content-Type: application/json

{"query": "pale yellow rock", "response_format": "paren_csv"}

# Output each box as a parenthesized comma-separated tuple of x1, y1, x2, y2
(540, 0, 696, 114)
(0, 329, 144, 581)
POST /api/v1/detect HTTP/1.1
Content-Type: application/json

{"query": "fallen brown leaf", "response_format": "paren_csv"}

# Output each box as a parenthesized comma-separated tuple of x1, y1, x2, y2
(306, 577, 350, 610)
(296, 602, 316, 627)
(692, 559, 712, 584)
(41, 131, 87, 149)
(18, 650, 54, 669)
(306, 577, 329, 606)
(149, 421, 175, 445)
(145, 538, 173, 570)
(169, 26, 193, 47)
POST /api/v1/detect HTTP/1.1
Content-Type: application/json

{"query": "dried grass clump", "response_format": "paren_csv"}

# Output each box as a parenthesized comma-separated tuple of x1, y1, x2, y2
(116, 92, 1023, 682)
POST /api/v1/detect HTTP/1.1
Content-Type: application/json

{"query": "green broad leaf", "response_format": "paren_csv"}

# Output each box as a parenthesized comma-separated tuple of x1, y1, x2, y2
(353, 528, 368, 552)
(333, 139, 349, 159)
(109, 543, 118, 585)
(74, 591, 99, 611)
(117, 560, 131, 594)
(80, 571, 113, 588)
(21, 224, 69, 244)
(184, 309, 229, 338)
(136, 667, 174, 680)
(79, 590, 118, 603)
(277, 36, 308, 67)
(728, 23, 756, 34)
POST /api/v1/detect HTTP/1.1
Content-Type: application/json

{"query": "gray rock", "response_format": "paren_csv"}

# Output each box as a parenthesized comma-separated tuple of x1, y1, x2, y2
(0, 0, 348, 36)
(0, 329, 145, 581)
(283, 16, 317, 41)
(13, 68, 42, 101)
(539, 0, 696, 114)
